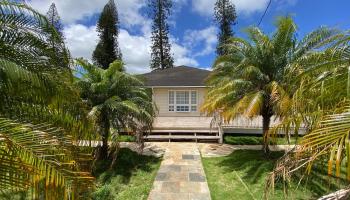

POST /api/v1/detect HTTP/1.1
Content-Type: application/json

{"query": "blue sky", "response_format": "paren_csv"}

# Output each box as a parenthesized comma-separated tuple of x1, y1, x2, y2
(26, 0, 350, 73)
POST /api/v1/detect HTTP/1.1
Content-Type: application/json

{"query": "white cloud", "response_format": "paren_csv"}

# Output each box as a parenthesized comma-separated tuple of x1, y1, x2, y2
(118, 0, 147, 28)
(64, 24, 151, 74)
(64, 24, 197, 74)
(202, 67, 213, 71)
(184, 26, 217, 57)
(26, 0, 105, 24)
(27, 0, 201, 73)
(119, 29, 151, 74)
(191, 0, 269, 16)
(26, 0, 148, 28)
(171, 42, 199, 67)
(63, 24, 98, 60)
(120, 31, 198, 73)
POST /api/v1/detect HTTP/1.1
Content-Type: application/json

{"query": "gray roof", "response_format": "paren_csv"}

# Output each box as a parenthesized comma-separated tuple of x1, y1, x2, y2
(142, 66, 210, 87)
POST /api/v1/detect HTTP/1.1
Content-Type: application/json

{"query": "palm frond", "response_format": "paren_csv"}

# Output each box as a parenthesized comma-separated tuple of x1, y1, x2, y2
(0, 2, 94, 197)
(0, 117, 94, 198)
(0, 1, 70, 71)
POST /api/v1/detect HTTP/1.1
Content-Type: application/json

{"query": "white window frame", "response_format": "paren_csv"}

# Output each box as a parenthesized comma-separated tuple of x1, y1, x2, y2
(168, 90, 197, 112)
(168, 91, 175, 111)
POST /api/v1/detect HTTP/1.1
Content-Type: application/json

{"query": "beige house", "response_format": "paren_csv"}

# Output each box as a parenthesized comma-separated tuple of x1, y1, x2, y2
(142, 66, 221, 142)
(142, 66, 285, 143)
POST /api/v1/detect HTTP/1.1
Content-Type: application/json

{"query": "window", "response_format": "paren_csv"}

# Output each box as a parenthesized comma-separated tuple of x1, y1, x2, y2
(168, 91, 174, 111)
(168, 90, 197, 112)
(191, 105, 197, 112)
(177, 105, 189, 112)
(169, 91, 174, 104)
(191, 91, 197, 104)
(176, 91, 189, 104)
(190, 91, 197, 111)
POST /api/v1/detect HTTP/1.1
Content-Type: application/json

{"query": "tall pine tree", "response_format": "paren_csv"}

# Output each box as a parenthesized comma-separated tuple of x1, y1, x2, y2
(46, 3, 64, 38)
(214, 0, 237, 56)
(46, 3, 69, 68)
(92, 0, 122, 69)
(149, 0, 174, 70)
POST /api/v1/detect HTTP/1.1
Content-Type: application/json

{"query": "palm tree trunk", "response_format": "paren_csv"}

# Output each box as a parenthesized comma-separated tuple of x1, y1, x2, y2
(262, 113, 271, 155)
(100, 114, 110, 160)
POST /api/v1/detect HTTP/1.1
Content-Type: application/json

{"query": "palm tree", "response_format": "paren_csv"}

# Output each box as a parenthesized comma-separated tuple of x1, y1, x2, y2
(265, 34, 350, 196)
(202, 17, 341, 154)
(0, 1, 93, 198)
(75, 59, 155, 162)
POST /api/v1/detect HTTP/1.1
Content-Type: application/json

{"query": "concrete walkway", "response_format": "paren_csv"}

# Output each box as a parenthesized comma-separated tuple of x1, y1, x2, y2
(148, 143, 211, 200)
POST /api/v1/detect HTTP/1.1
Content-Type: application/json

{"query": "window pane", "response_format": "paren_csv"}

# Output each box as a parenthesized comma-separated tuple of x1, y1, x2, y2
(191, 106, 197, 111)
(176, 105, 189, 112)
(169, 105, 174, 111)
(191, 91, 197, 104)
(176, 91, 189, 104)
(169, 91, 174, 104)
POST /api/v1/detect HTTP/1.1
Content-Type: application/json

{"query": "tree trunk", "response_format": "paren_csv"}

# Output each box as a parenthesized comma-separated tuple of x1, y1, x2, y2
(262, 113, 271, 156)
(100, 113, 110, 160)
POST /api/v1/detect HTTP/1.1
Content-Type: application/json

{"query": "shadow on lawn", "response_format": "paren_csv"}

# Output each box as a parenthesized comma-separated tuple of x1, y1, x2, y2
(216, 150, 348, 198)
(217, 150, 283, 184)
(93, 148, 161, 185)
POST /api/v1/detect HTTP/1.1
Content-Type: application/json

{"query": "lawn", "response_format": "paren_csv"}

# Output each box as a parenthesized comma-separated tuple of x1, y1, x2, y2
(202, 150, 347, 200)
(118, 135, 136, 142)
(224, 135, 299, 145)
(92, 148, 161, 200)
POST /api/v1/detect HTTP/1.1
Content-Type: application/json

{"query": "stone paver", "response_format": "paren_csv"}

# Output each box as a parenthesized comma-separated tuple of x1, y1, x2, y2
(79, 141, 296, 158)
(148, 143, 211, 200)
(198, 143, 297, 157)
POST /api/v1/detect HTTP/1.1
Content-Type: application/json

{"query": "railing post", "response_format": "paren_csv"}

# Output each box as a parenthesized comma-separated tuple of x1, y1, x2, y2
(219, 126, 223, 144)
(216, 109, 224, 144)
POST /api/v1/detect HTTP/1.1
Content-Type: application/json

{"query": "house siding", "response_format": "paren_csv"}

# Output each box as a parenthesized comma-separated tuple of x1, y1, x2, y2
(152, 87, 207, 117)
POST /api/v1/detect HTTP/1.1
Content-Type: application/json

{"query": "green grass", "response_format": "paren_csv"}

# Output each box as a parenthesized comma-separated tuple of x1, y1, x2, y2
(92, 148, 161, 200)
(118, 135, 136, 142)
(202, 150, 348, 200)
(224, 135, 299, 145)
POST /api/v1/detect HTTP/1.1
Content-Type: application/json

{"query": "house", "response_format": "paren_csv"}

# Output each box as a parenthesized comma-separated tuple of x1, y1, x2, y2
(141, 66, 286, 143)
(142, 66, 222, 142)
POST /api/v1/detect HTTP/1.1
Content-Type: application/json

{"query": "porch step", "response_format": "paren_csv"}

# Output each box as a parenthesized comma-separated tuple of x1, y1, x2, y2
(144, 135, 220, 139)
(149, 129, 218, 133)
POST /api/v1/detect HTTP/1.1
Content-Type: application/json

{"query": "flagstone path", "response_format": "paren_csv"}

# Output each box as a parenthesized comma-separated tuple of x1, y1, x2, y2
(148, 143, 211, 200)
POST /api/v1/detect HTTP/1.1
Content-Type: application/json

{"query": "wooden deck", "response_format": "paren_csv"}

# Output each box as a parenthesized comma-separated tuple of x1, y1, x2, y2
(145, 117, 220, 142)
(144, 116, 304, 142)
(152, 116, 217, 130)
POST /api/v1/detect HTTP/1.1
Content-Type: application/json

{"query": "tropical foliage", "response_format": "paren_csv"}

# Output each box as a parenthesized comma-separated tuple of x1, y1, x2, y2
(0, 1, 93, 198)
(74, 59, 155, 166)
(202, 17, 342, 154)
(265, 34, 350, 196)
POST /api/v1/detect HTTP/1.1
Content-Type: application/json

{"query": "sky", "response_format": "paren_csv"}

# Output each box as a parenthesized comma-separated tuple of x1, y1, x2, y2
(25, 0, 350, 74)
